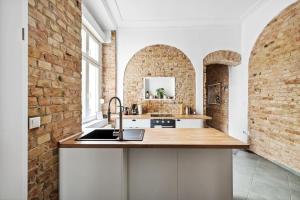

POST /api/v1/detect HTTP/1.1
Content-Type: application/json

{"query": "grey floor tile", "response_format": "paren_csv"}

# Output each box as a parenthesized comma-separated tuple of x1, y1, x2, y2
(249, 179, 290, 200)
(292, 189, 300, 200)
(233, 150, 300, 200)
(247, 193, 268, 200)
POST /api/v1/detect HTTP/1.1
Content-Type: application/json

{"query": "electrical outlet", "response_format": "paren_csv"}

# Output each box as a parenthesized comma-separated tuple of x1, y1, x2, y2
(243, 130, 248, 135)
(29, 117, 41, 129)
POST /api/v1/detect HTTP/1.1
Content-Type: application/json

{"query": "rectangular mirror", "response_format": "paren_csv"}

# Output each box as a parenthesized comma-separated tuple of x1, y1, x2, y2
(144, 77, 175, 100)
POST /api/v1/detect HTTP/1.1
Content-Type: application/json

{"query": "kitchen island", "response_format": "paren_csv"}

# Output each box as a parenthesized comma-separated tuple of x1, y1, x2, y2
(59, 128, 248, 200)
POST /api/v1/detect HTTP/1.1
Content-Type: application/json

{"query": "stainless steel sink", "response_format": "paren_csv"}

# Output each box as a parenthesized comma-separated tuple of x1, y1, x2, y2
(76, 129, 145, 141)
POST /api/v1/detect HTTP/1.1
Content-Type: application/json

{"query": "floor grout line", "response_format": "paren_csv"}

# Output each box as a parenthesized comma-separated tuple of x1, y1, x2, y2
(246, 157, 260, 200)
(287, 174, 293, 200)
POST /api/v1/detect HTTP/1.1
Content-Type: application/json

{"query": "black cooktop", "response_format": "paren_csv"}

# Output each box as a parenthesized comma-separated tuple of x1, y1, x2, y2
(150, 114, 174, 117)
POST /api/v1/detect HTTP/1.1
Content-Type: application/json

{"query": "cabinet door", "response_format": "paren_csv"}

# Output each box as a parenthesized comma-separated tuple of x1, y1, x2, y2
(175, 119, 203, 128)
(59, 148, 126, 200)
(128, 149, 177, 200)
(178, 149, 232, 200)
(123, 119, 150, 128)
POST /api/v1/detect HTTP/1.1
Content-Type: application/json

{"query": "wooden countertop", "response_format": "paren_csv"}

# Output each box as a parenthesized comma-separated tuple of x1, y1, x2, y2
(59, 128, 248, 149)
(119, 113, 212, 120)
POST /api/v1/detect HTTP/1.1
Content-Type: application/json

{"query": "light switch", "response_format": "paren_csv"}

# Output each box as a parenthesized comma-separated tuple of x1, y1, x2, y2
(29, 117, 41, 129)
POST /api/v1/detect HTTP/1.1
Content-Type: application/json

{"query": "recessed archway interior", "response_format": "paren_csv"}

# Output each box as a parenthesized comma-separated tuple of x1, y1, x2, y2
(123, 44, 196, 114)
(203, 50, 241, 133)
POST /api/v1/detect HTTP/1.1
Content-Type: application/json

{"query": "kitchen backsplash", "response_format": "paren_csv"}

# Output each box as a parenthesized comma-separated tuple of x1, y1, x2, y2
(123, 44, 196, 113)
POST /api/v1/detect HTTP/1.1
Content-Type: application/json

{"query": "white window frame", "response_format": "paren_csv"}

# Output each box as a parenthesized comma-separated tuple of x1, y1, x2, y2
(82, 25, 102, 123)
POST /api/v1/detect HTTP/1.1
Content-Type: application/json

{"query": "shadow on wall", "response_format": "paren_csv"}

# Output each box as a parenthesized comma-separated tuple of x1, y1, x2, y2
(248, 1, 300, 173)
(123, 44, 196, 114)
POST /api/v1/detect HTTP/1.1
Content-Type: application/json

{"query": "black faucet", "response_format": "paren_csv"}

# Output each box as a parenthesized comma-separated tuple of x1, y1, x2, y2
(107, 97, 123, 141)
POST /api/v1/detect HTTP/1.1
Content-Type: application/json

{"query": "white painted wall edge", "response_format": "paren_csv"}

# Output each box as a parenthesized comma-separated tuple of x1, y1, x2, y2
(0, 0, 28, 199)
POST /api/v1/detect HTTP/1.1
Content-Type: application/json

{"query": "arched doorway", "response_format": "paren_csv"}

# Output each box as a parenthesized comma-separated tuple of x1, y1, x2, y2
(203, 50, 241, 133)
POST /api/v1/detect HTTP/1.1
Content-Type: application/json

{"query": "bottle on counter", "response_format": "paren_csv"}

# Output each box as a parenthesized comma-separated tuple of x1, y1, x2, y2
(185, 106, 190, 115)
(145, 91, 150, 99)
(138, 104, 143, 115)
(179, 103, 183, 115)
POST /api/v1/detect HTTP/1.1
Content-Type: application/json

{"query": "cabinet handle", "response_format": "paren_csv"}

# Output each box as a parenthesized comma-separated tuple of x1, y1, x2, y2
(176, 119, 181, 121)
(132, 119, 136, 121)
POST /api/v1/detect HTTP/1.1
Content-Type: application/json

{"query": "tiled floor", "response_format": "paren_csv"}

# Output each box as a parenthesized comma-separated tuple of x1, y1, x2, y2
(233, 150, 300, 200)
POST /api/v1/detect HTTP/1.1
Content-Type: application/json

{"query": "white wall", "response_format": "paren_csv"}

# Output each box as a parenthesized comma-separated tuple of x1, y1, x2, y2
(229, 0, 296, 142)
(0, 0, 28, 199)
(116, 26, 241, 113)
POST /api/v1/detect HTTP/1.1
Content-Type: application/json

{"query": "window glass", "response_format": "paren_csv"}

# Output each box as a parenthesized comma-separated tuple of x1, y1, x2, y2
(81, 59, 87, 119)
(88, 63, 99, 117)
(81, 26, 101, 123)
(89, 36, 99, 62)
(81, 29, 87, 54)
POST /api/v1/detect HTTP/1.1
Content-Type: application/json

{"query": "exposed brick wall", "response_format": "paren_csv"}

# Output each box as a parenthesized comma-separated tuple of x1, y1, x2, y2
(123, 44, 195, 114)
(28, 0, 81, 199)
(203, 50, 241, 66)
(206, 64, 229, 133)
(102, 31, 116, 114)
(203, 50, 241, 116)
(249, 1, 300, 172)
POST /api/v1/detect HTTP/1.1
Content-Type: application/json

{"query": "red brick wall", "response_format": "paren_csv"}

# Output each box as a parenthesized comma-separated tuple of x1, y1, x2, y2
(249, 1, 300, 172)
(28, 0, 82, 199)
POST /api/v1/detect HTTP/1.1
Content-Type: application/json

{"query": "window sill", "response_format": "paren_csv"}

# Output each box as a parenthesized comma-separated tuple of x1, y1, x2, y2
(82, 118, 108, 130)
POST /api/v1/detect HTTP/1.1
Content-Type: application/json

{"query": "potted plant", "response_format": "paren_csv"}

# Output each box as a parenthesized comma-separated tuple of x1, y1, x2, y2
(156, 88, 165, 99)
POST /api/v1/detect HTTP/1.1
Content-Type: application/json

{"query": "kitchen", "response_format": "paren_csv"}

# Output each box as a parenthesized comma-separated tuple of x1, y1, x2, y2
(0, 0, 299, 200)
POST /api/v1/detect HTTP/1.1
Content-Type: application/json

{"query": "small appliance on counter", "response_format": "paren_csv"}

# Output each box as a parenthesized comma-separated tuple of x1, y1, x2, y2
(131, 104, 139, 115)
(124, 107, 129, 115)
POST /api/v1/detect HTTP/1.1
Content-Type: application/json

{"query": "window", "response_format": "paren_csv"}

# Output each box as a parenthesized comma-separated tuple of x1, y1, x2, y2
(81, 27, 102, 123)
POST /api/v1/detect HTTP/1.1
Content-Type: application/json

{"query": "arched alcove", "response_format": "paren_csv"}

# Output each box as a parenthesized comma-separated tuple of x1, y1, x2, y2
(123, 44, 196, 114)
(248, 1, 300, 172)
(203, 50, 241, 132)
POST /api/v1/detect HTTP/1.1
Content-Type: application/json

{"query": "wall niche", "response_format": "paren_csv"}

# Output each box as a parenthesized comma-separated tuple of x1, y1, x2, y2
(123, 44, 195, 114)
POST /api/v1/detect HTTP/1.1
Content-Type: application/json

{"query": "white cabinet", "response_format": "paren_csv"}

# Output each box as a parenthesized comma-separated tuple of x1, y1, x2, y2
(116, 119, 150, 128)
(178, 149, 232, 200)
(116, 118, 203, 128)
(128, 149, 177, 200)
(60, 148, 233, 200)
(59, 148, 127, 200)
(175, 119, 204, 128)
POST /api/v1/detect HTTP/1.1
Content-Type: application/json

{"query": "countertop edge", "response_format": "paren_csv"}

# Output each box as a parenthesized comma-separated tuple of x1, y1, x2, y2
(59, 129, 249, 149)
(59, 143, 249, 149)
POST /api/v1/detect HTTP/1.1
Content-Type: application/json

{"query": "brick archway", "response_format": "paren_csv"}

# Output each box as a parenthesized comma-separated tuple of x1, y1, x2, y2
(203, 50, 241, 132)
(203, 50, 241, 114)
(123, 44, 196, 114)
(203, 50, 241, 66)
(248, 1, 300, 172)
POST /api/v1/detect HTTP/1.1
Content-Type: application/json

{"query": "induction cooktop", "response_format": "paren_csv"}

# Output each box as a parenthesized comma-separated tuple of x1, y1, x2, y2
(150, 114, 174, 117)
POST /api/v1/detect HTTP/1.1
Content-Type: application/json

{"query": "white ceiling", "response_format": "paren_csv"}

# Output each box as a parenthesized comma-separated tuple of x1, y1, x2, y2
(104, 0, 266, 28)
